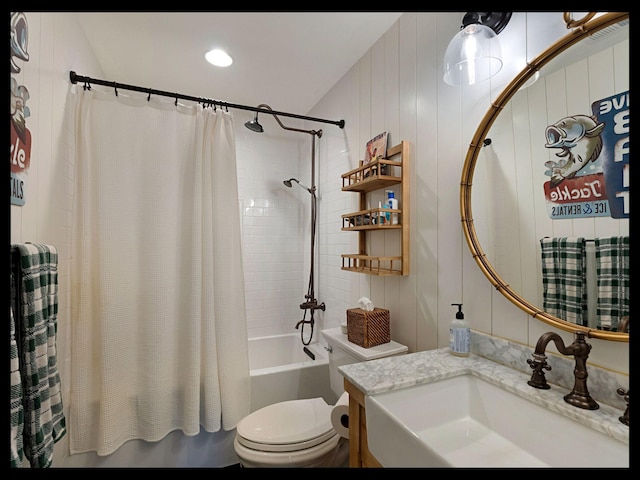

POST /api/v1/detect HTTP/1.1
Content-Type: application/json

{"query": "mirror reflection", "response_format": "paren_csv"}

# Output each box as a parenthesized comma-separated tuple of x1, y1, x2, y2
(462, 13, 629, 341)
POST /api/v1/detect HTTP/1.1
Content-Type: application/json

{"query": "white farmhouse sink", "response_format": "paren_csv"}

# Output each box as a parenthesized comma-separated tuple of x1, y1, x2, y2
(365, 374, 628, 468)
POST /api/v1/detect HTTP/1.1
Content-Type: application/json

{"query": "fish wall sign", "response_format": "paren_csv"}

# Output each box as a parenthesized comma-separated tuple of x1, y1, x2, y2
(10, 11, 31, 207)
(543, 90, 629, 220)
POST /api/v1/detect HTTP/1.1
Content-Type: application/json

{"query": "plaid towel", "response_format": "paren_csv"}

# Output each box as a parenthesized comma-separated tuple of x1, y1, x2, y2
(540, 237, 588, 326)
(595, 236, 630, 331)
(10, 271, 24, 467)
(11, 244, 67, 468)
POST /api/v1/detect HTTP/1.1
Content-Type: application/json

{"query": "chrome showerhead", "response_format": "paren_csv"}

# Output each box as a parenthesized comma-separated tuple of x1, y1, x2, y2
(283, 178, 295, 188)
(244, 112, 264, 133)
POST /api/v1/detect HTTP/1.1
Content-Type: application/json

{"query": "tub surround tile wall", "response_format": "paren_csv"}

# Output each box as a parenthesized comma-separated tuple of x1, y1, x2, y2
(235, 128, 309, 339)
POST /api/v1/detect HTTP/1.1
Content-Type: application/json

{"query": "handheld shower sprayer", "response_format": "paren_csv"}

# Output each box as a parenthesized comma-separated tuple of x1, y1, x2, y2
(283, 178, 313, 195)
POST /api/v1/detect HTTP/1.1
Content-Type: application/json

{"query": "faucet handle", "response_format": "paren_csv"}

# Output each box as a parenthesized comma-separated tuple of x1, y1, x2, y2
(527, 354, 552, 389)
(617, 388, 629, 426)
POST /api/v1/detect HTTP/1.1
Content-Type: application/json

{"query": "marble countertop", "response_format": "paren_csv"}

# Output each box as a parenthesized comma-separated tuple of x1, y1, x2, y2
(339, 348, 629, 445)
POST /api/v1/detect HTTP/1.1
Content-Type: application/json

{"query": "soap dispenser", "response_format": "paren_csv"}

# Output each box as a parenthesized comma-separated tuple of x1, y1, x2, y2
(449, 303, 470, 357)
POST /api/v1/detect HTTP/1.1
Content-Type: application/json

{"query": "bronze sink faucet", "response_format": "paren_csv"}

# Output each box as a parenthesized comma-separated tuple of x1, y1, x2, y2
(527, 331, 599, 410)
(617, 388, 629, 426)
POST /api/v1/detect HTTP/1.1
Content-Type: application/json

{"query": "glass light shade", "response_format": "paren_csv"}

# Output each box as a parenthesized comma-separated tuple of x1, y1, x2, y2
(443, 23, 503, 86)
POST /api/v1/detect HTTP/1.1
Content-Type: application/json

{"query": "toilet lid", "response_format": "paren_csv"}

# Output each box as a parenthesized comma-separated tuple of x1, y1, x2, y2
(236, 397, 336, 452)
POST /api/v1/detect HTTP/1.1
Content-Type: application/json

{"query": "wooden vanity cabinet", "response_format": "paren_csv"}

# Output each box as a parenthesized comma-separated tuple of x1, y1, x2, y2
(344, 378, 382, 468)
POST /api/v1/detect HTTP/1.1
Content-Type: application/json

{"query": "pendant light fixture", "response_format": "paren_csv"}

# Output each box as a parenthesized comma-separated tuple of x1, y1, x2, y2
(443, 12, 512, 86)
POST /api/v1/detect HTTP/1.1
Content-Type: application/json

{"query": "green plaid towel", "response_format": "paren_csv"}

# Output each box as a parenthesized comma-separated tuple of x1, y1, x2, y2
(10, 244, 66, 468)
(595, 236, 630, 331)
(10, 271, 24, 467)
(540, 237, 588, 326)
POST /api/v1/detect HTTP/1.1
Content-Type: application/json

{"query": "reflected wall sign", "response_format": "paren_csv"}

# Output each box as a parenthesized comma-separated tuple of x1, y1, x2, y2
(542, 90, 629, 220)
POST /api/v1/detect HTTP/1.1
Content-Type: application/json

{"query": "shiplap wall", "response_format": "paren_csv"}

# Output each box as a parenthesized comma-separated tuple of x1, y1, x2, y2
(309, 12, 629, 372)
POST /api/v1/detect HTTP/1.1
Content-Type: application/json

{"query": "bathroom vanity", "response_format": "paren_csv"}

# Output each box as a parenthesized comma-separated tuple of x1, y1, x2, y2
(321, 327, 408, 467)
(339, 336, 629, 468)
(343, 378, 382, 467)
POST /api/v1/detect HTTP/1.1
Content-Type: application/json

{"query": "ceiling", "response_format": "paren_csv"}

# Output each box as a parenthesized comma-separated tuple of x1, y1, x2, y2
(73, 12, 403, 117)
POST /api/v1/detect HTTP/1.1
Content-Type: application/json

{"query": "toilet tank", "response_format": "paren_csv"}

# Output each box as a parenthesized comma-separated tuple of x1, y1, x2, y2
(321, 327, 408, 397)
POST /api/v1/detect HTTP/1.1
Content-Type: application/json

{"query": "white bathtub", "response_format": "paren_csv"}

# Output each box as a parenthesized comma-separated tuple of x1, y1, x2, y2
(248, 333, 335, 412)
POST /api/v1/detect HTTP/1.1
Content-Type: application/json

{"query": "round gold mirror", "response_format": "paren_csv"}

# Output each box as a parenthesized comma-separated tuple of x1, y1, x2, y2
(460, 12, 629, 342)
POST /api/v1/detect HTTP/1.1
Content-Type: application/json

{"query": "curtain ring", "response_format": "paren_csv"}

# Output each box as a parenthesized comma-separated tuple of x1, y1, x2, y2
(175, 95, 178, 106)
(113, 81, 118, 96)
(147, 89, 152, 101)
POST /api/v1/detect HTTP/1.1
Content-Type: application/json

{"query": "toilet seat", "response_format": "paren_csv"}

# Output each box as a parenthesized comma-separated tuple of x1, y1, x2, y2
(236, 397, 337, 453)
(233, 433, 342, 467)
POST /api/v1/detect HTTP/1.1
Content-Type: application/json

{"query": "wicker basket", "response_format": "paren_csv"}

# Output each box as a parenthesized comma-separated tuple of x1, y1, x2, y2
(346, 307, 390, 348)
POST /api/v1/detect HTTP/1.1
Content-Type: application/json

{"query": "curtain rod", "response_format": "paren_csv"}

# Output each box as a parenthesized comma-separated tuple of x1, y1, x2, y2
(69, 71, 345, 129)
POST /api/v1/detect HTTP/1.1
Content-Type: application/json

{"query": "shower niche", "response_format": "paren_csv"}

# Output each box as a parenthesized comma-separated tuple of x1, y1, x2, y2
(341, 140, 409, 276)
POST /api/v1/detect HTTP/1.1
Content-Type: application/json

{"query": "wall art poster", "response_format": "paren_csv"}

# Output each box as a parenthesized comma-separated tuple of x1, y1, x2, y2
(542, 90, 629, 220)
(593, 91, 629, 219)
(10, 11, 31, 207)
(365, 132, 387, 164)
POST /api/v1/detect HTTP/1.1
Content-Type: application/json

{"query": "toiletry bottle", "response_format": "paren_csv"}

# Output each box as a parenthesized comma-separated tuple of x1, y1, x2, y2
(378, 201, 385, 224)
(385, 190, 399, 225)
(449, 303, 470, 356)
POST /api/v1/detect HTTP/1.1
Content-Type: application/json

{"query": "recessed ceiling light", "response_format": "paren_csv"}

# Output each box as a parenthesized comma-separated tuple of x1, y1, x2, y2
(205, 48, 233, 67)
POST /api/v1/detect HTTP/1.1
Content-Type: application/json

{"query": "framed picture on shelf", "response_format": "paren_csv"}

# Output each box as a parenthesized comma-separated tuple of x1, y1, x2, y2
(364, 132, 387, 164)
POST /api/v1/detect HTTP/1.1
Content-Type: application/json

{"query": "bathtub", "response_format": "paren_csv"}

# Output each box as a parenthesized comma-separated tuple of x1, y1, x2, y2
(248, 333, 335, 412)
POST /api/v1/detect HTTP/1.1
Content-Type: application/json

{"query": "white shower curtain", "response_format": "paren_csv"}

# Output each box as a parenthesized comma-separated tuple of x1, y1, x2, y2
(69, 86, 250, 456)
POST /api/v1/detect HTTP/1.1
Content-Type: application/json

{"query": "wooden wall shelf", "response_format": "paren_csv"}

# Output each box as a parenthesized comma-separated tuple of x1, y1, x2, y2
(340, 140, 410, 276)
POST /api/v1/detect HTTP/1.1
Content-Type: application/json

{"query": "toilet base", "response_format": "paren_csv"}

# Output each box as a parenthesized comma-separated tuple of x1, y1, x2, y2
(332, 438, 350, 467)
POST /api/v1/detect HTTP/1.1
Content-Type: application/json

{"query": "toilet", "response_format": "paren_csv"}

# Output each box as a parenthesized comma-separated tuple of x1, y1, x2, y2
(233, 327, 408, 468)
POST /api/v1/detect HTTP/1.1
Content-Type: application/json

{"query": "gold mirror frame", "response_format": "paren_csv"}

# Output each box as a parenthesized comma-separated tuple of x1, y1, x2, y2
(460, 12, 629, 342)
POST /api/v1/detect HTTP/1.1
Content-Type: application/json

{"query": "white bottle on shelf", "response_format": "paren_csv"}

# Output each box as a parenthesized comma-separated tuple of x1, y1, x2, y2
(385, 190, 399, 225)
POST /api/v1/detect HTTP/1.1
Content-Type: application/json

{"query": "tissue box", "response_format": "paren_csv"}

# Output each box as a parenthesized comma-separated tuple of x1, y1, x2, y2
(346, 308, 390, 348)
